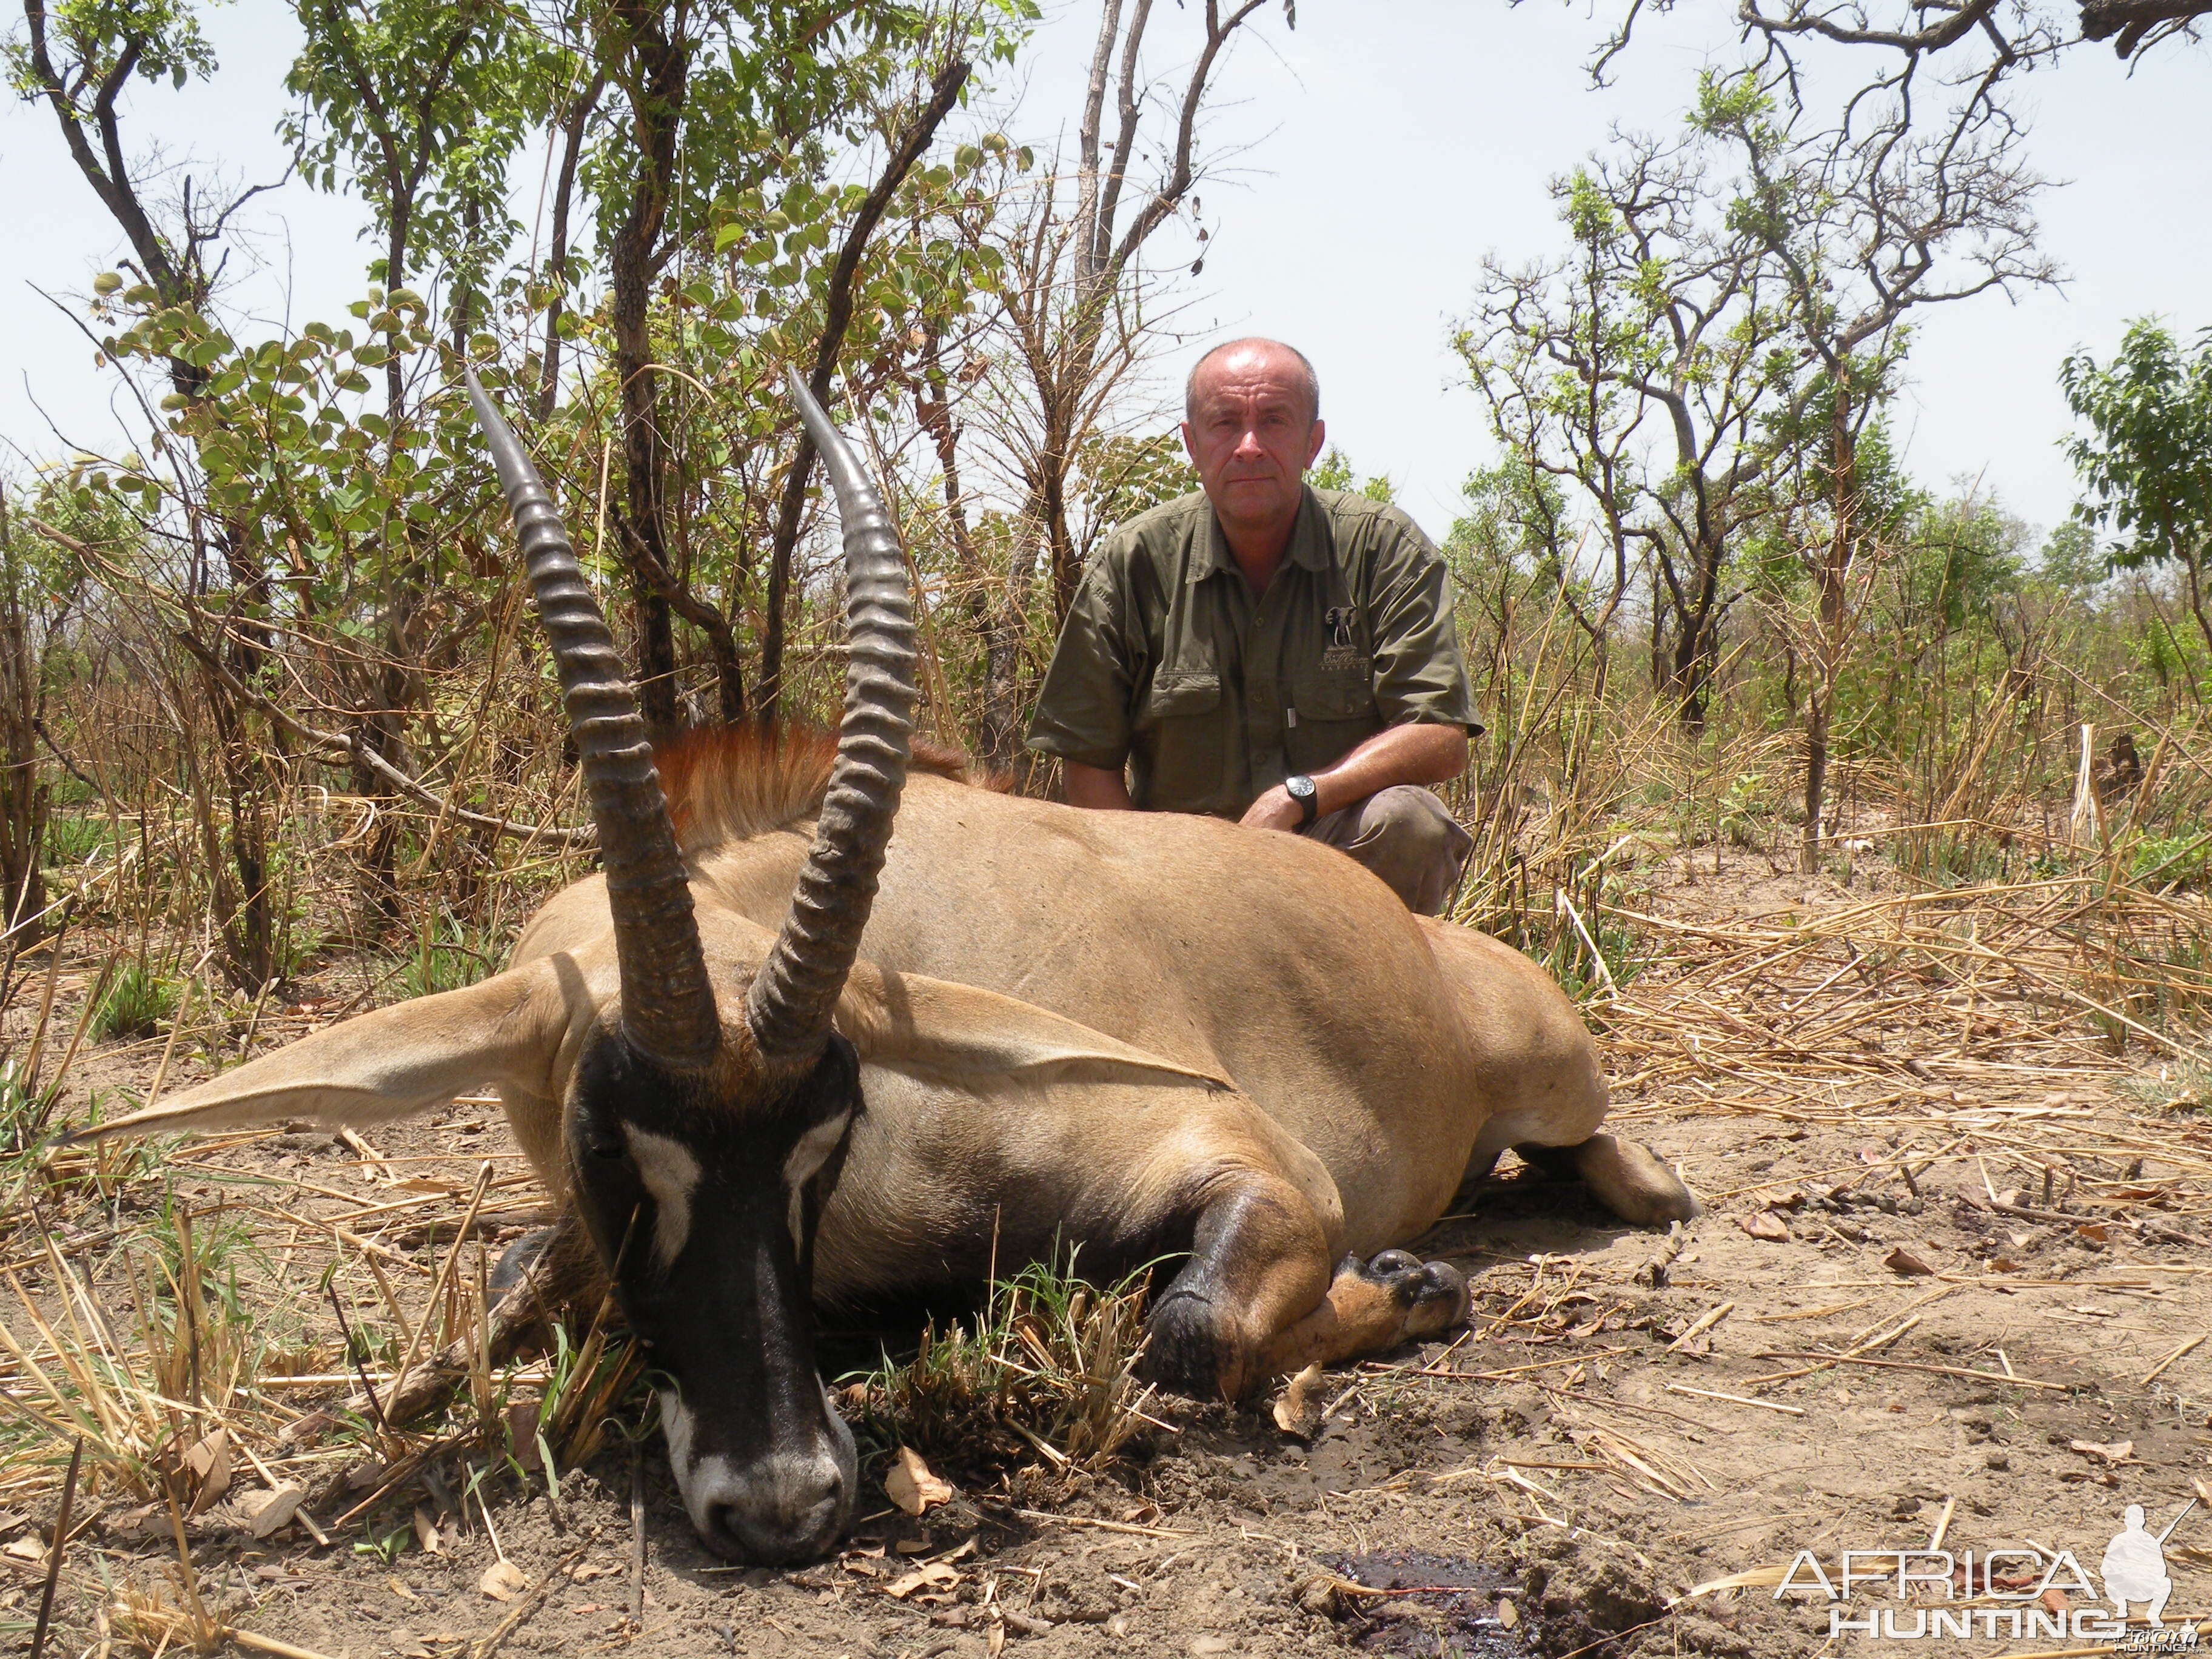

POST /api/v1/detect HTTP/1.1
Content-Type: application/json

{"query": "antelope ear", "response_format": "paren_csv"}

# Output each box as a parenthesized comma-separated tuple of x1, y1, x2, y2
(835, 964, 1228, 1090)
(67, 962, 569, 1143)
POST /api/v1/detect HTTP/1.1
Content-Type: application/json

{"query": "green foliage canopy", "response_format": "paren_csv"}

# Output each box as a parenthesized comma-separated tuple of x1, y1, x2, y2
(2062, 320, 2212, 578)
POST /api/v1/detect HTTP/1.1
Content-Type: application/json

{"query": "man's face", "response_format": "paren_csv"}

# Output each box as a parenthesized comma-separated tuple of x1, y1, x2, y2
(1181, 346, 1326, 536)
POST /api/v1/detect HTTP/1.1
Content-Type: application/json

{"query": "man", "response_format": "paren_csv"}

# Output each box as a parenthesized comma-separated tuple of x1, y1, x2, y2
(1027, 337, 1480, 916)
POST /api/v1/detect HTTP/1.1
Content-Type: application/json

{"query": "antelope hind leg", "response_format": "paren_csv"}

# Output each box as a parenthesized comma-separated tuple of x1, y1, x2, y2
(1517, 1132, 1699, 1225)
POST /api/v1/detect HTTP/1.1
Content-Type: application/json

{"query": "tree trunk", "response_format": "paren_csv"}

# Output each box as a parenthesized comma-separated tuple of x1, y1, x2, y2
(1802, 383, 1858, 875)
(756, 56, 969, 726)
(538, 65, 610, 421)
(0, 491, 47, 939)
(605, 0, 687, 729)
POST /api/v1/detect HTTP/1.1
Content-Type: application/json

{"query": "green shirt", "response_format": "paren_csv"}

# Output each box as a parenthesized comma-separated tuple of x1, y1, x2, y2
(1026, 486, 1479, 817)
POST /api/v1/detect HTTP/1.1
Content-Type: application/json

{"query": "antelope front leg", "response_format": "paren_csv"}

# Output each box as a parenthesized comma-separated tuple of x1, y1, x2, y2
(1253, 1248, 1469, 1379)
(1141, 1167, 1469, 1399)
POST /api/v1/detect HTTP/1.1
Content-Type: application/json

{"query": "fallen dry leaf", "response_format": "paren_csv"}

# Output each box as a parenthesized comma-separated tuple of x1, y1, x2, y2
(1763, 1190, 1806, 1212)
(885, 1447, 954, 1517)
(1738, 1212, 1790, 1242)
(506, 1402, 543, 1473)
(480, 1560, 529, 1601)
(1498, 1597, 1520, 1629)
(2, 1538, 42, 1564)
(184, 1429, 231, 1512)
(247, 1483, 307, 1541)
(1271, 1362, 1326, 1439)
(885, 1560, 961, 1601)
(1883, 1247, 1935, 1276)
(387, 1575, 418, 1601)
(411, 1505, 441, 1556)
(2070, 1438, 2134, 1465)
(2076, 1223, 2111, 1244)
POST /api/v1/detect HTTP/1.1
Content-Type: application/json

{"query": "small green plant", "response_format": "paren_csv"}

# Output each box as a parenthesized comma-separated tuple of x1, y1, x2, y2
(537, 1309, 646, 1469)
(92, 960, 178, 1041)
(352, 1520, 412, 1564)
(395, 910, 497, 1000)
(42, 813, 115, 865)
(2122, 1061, 2212, 1114)
(1718, 770, 1774, 850)
(2131, 832, 2212, 891)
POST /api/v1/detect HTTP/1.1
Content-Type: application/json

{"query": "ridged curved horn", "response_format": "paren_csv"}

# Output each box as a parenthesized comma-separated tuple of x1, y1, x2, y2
(745, 373, 916, 1065)
(463, 370, 722, 1073)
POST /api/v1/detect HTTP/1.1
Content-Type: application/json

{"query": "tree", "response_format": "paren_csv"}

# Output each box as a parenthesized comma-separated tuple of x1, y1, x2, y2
(1460, 118, 1797, 721)
(2061, 320, 2212, 662)
(1701, 64, 2055, 869)
(286, 0, 549, 384)
(284, 0, 555, 918)
(1588, 0, 2200, 81)
(2040, 517, 2105, 594)
(565, 1, 994, 726)
(994, 0, 1285, 628)
(10, 0, 295, 982)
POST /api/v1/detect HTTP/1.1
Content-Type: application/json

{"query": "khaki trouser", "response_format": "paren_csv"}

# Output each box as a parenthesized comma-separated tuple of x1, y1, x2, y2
(1301, 785, 1472, 916)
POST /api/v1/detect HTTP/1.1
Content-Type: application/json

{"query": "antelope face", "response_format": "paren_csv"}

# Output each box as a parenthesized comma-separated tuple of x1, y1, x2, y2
(565, 1031, 863, 1563)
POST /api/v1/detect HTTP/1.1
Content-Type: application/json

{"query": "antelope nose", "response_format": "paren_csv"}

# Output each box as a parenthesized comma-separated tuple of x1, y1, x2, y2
(695, 1455, 851, 1564)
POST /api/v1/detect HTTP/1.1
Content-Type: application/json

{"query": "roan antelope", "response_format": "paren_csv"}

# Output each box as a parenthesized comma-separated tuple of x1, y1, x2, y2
(81, 374, 1697, 1563)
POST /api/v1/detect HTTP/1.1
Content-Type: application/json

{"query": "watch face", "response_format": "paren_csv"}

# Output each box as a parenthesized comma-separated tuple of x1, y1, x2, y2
(1287, 776, 1315, 800)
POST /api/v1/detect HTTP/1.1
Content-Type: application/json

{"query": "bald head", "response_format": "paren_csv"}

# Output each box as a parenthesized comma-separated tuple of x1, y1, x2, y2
(1179, 337, 1327, 560)
(1185, 338, 1321, 427)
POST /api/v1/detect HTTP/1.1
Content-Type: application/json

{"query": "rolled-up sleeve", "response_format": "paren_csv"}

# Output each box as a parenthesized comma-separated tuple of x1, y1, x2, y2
(1027, 552, 1142, 769)
(1368, 521, 1481, 734)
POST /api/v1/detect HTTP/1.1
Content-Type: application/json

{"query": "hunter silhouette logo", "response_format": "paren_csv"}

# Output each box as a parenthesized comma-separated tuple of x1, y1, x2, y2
(2105, 1501, 2194, 1626)
(1773, 1495, 2202, 1644)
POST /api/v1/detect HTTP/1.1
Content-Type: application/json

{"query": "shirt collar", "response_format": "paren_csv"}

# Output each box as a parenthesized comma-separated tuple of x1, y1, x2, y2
(1193, 486, 1330, 585)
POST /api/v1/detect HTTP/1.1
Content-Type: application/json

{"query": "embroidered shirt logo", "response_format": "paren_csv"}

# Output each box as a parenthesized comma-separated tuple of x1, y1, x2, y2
(1321, 606, 1363, 673)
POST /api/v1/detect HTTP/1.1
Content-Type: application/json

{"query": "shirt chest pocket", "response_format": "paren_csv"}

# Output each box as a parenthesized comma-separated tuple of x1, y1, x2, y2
(1131, 669, 1224, 811)
(1290, 660, 1375, 722)
(1136, 669, 1221, 728)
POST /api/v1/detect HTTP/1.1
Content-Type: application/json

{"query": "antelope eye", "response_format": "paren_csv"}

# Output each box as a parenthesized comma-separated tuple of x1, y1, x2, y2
(586, 1134, 625, 1161)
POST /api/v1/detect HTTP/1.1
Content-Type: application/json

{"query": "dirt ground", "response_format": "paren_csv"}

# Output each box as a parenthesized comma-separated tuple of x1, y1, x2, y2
(14, 843, 2212, 1659)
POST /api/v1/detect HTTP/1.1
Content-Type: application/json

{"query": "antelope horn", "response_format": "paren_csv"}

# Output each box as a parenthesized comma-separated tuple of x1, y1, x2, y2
(745, 373, 916, 1065)
(463, 370, 721, 1072)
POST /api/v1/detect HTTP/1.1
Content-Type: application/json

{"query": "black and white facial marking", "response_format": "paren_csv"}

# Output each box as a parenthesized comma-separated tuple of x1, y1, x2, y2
(565, 1031, 863, 1563)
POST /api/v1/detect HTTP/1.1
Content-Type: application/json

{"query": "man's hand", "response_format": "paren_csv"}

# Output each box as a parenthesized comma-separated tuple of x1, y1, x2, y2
(1064, 759, 1137, 810)
(1239, 785, 1305, 832)
(1238, 724, 1469, 834)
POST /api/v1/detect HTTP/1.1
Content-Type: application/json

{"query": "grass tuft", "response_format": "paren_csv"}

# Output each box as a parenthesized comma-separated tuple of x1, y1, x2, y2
(91, 960, 177, 1042)
(848, 1252, 1161, 1486)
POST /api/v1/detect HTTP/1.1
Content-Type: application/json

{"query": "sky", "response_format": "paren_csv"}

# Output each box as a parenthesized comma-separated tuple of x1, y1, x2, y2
(4, 1, 2208, 547)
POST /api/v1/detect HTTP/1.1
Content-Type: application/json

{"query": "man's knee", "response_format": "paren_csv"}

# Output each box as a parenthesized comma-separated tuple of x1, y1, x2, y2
(1364, 785, 1463, 848)
(1310, 786, 1471, 915)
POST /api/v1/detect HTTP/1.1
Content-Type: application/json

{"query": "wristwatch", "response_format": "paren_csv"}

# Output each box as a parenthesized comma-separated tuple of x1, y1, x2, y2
(1284, 774, 1319, 828)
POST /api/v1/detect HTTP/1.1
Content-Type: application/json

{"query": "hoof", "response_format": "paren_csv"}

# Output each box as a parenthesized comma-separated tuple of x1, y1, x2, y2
(1352, 1249, 1471, 1338)
(489, 1226, 555, 1296)
(1141, 1287, 1241, 1399)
